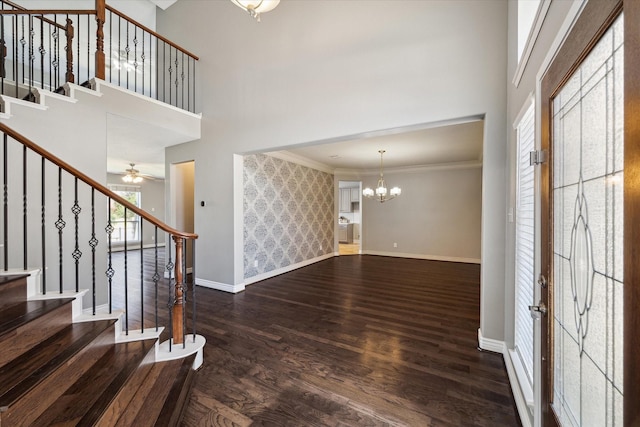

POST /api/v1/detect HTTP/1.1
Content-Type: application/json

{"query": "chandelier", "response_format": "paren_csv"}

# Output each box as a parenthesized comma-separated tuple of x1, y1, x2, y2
(362, 150, 401, 203)
(230, 0, 280, 21)
(122, 163, 143, 184)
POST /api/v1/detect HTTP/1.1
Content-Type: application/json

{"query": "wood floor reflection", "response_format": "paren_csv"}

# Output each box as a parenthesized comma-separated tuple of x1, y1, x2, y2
(179, 255, 520, 426)
(338, 243, 360, 255)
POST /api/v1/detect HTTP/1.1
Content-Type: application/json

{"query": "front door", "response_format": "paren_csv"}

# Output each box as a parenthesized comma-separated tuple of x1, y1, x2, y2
(540, 0, 640, 425)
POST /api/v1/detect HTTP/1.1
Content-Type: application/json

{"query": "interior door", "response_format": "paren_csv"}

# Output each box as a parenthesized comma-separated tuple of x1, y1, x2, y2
(540, 0, 640, 425)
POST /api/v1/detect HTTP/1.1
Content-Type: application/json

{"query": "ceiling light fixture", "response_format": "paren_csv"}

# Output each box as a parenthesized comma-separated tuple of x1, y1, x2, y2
(363, 150, 401, 203)
(122, 163, 144, 184)
(230, 0, 280, 21)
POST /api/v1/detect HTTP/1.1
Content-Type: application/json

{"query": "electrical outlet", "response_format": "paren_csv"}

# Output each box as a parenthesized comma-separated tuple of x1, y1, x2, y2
(254, 260, 258, 268)
(393, 242, 398, 248)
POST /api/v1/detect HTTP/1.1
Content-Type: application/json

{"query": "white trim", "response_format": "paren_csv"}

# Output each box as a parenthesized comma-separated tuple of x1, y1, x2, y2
(477, 328, 505, 353)
(338, 160, 483, 177)
(536, 0, 588, 83)
(513, 0, 552, 87)
(505, 349, 534, 427)
(156, 334, 206, 370)
(267, 151, 335, 174)
(362, 250, 480, 265)
(91, 78, 202, 119)
(513, 92, 535, 129)
(196, 277, 245, 294)
(244, 253, 336, 286)
(508, 349, 535, 409)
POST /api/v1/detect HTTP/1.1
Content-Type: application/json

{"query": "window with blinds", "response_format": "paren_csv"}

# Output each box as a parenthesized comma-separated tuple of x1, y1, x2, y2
(514, 101, 535, 387)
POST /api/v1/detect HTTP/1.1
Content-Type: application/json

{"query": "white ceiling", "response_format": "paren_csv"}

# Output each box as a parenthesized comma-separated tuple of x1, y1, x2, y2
(106, 114, 188, 178)
(280, 118, 484, 172)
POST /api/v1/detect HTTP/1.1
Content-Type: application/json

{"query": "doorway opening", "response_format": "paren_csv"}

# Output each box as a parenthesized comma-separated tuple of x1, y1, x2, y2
(338, 180, 361, 255)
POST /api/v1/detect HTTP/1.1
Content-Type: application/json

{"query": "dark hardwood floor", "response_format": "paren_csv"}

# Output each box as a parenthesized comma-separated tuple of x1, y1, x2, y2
(114, 251, 520, 426)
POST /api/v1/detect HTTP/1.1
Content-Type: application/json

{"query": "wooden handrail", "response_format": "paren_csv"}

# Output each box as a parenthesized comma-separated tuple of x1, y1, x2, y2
(0, 9, 90, 30)
(0, 123, 198, 240)
(105, 5, 199, 60)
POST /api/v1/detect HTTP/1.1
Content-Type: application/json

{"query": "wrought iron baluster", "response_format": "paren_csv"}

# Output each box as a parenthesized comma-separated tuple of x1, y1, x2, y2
(125, 21, 129, 89)
(41, 157, 46, 294)
(22, 145, 26, 270)
(39, 16, 44, 89)
(89, 188, 98, 314)
(105, 197, 114, 314)
(55, 167, 65, 294)
(2, 133, 7, 271)
(168, 46, 172, 106)
(153, 226, 159, 331)
(52, 17, 58, 90)
(166, 241, 174, 352)
(155, 38, 159, 101)
(86, 14, 89, 83)
(76, 14, 79, 86)
(124, 206, 128, 335)
(108, 9, 111, 83)
(117, 14, 120, 86)
(182, 237, 186, 349)
(28, 15, 33, 95)
(72, 178, 82, 293)
(140, 219, 143, 333)
(192, 239, 196, 342)
(180, 52, 184, 110)
(1, 10, 6, 90)
(133, 27, 137, 93)
(141, 29, 145, 96)
(19, 16, 24, 89)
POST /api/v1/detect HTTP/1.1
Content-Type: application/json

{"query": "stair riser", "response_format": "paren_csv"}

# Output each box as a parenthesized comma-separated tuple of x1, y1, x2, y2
(0, 322, 116, 426)
(0, 303, 72, 369)
(0, 277, 26, 310)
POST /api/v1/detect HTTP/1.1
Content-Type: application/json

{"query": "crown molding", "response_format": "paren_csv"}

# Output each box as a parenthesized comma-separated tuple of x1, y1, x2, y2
(266, 151, 335, 174)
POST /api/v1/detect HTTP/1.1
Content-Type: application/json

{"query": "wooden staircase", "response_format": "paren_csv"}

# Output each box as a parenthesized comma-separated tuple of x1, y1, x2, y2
(0, 273, 196, 426)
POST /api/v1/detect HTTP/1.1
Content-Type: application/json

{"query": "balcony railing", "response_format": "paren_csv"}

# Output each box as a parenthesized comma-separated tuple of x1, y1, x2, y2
(0, 0, 198, 113)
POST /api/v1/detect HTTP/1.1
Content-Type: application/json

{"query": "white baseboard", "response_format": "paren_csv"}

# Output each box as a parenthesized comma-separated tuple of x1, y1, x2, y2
(477, 328, 505, 353)
(243, 253, 335, 286)
(477, 328, 532, 427)
(196, 278, 245, 294)
(363, 250, 480, 264)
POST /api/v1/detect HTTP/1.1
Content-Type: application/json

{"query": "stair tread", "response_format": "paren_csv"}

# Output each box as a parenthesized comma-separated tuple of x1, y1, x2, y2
(0, 319, 116, 408)
(0, 298, 74, 337)
(33, 338, 157, 426)
(154, 354, 197, 427)
(111, 353, 196, 427)
(0, 274, 29, 287)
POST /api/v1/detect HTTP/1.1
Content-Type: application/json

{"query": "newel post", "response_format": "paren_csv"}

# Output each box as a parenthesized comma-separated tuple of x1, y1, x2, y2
(172, 235, 184, 345)
(95, 0, 105, 80)
(64, 18, 74, 83)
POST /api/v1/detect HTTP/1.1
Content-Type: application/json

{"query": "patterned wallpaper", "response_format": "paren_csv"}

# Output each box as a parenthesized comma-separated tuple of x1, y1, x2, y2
(244, 154, 334, 279)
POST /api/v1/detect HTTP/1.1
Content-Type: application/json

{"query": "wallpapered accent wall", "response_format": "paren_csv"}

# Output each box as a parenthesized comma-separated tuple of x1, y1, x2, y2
(244, 154, 334, 279)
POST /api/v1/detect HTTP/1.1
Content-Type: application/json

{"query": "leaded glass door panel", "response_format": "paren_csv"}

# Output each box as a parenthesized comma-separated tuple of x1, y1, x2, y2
(549, 13, 623, 426)
(537, 0, 640, 424)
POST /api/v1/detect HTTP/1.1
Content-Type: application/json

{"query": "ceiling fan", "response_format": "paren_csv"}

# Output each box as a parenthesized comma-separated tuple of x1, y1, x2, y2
(121, 163, 154, 183)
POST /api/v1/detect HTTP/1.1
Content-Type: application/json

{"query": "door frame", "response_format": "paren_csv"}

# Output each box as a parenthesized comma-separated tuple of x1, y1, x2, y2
(539, 0, 640, 424)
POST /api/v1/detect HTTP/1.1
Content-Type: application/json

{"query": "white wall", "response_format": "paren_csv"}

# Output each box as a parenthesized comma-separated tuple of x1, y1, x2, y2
(362, 165, 482, 262)
(158, 0, 508, 341)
